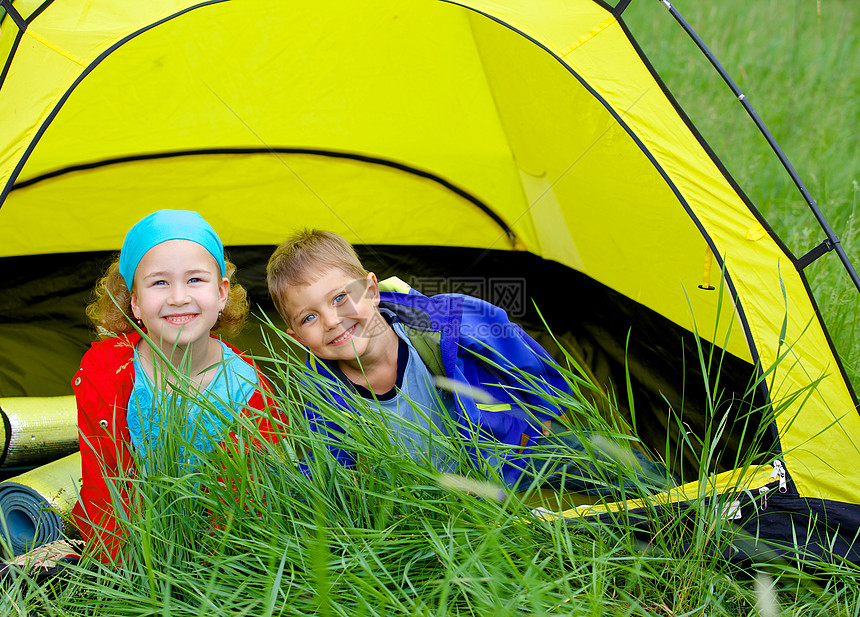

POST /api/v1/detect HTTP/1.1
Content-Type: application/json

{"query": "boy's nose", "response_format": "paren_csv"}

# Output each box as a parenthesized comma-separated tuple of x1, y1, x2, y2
(322, 307, 342, 329)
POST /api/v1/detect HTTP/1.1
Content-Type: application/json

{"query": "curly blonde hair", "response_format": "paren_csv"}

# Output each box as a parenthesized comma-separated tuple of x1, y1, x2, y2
(86, 253, 249, 339)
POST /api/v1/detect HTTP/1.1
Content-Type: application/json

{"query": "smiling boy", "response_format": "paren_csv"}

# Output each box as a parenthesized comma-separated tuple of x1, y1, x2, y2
(279, 266, 399, 394)
(267, 229, 590, 487)
(267, 230, 674, 494)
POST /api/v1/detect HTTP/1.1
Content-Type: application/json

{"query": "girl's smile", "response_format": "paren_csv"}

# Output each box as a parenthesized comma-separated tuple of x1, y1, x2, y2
(163, 312, 199, 326)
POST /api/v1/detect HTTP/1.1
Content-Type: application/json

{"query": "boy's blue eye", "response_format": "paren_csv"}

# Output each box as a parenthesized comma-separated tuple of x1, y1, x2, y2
(188, 277, 201, 284)
(333, 293, 346, 304)
(301, 314, 316, 325)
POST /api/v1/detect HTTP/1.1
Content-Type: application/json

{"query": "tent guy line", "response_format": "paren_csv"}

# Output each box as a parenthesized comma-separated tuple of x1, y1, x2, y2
(658, 0, 860, 293)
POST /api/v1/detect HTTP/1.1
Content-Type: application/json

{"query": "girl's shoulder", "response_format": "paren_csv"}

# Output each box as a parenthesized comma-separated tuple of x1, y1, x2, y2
(81, 332, 140, 368)
(74, 333, 140, 398)
(217, 341, 257, 376)
(215, 338, 247, 363)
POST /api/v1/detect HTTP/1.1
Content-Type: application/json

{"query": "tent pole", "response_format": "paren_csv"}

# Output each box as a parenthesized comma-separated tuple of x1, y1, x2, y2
(614, 0, 633, 15)
(657, 0, 860, 294)
(0, 0, 25, 30)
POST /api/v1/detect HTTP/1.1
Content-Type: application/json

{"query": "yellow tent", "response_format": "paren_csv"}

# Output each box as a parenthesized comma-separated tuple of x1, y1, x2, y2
(0, 0, 857, 560)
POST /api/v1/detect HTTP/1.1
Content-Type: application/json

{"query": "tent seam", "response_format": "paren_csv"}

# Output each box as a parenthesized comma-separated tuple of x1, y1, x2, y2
(557, 15, 617, 58)
(24, 28, 86, 66)
(0, 0, 229, 209)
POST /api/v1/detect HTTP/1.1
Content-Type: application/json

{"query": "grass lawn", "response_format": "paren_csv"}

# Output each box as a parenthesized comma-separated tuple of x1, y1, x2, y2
(4, 1, 858, 615)
(15, 327, 860, 616)
(623, 0, 860, 386)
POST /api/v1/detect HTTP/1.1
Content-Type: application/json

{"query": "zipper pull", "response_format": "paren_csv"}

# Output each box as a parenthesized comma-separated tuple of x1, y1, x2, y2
(722, 495, 743, 520)
(758, 485, 770, 510)
(758, 460, 788, 510)
(769, 459, 788, 493)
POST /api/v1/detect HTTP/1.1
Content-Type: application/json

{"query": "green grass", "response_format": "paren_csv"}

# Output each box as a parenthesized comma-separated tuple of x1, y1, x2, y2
(622, 0, 860, 386)
(4, 1, 860, 614)
(5, 314, 860, 616)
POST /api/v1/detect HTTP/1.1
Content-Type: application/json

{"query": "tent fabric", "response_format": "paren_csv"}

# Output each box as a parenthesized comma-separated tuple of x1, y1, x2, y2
(0, 0, 857, 558)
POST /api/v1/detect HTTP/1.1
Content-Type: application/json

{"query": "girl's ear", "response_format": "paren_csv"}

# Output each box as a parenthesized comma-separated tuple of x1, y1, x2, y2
(219, 277, 230, 310)
(130, 291, 141, 320)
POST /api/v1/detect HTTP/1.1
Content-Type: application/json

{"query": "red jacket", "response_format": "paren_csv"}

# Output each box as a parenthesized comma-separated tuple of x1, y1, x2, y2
(70, 332, 282, 562)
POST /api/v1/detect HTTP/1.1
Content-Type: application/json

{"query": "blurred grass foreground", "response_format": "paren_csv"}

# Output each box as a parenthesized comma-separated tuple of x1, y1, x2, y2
(11, 320, 860, 615)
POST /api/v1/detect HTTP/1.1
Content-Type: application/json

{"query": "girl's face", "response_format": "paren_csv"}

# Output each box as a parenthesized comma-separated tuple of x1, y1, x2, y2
(130, 239, 229, 354)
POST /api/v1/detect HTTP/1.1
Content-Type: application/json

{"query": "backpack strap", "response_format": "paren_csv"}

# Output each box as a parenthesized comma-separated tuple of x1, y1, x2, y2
(377, 276, 411, 294)
(402, 325, 445, 378)
(378, 276, 446, 378)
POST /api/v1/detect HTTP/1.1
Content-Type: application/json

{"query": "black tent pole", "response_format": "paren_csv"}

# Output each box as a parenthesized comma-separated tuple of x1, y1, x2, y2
(656, 0, 860, 294)
(0, 0, 25, 29)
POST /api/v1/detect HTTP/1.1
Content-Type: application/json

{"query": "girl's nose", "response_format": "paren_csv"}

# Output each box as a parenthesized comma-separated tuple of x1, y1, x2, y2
(168, 284, 190, 304)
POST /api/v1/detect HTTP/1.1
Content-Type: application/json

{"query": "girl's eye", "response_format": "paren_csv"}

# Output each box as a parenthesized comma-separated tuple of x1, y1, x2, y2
(188, 277, 201, 284)
(333, 293, 346, 304)
(153, 280, 167, 286)
(301, 314, 316, 325)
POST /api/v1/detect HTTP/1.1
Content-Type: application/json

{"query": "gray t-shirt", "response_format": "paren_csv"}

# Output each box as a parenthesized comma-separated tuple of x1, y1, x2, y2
(351, 315, 457, 472)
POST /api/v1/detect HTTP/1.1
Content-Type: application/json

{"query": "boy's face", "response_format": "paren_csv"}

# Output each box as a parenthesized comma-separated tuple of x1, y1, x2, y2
(282, 268, 387, 362)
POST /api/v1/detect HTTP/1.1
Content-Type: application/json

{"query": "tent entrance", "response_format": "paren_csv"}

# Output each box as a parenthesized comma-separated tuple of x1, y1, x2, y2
(0, 245, 773, 482)
(357, 245, 776, 482)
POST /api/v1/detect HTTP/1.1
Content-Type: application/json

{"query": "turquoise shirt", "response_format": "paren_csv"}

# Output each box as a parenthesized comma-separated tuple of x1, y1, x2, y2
(127, 340, 257, 466)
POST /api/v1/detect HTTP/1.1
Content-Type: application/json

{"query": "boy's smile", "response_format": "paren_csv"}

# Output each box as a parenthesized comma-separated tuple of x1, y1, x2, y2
(130, 239, 229, 359)
(284, 268, 394, 366)
(328, 322, 358, 346)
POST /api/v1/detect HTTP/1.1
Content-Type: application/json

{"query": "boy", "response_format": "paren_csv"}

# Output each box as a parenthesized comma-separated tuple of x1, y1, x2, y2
(266, 229, 661, 493)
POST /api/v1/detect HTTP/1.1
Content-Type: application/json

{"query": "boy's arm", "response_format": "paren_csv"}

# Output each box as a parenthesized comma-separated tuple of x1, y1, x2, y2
(297, 370, 359, 476)
(458, 296, 572, 422)
(296, 403, 357, 479)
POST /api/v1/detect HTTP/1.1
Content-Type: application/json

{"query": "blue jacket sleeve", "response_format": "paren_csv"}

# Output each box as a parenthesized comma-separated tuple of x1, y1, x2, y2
(297, 372, 358, 477)
(456, 296, 571, 423)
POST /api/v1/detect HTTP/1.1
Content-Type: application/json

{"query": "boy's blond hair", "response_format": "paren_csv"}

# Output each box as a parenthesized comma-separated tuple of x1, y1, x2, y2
(267, 229, 367, 323)
(86, 254, 248, 339)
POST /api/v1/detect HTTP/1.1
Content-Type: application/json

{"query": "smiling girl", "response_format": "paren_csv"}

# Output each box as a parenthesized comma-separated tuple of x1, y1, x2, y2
(71, 209, 283, 562)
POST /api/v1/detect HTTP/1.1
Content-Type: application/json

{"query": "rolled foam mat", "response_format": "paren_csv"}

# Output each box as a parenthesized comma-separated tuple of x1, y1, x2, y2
(0, 452, 82, 555)
(0, 396, 78, 468)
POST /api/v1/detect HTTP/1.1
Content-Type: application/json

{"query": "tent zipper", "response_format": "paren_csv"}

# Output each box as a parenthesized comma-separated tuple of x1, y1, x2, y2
(757, 459, 787, 510)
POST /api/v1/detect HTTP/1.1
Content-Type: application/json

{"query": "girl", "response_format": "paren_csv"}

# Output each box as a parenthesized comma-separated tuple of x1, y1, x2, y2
(71, 209, 283, 562)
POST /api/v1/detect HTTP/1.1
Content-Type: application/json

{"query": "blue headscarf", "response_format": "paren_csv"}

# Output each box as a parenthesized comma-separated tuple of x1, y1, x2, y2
(118, 210, 226, 289)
